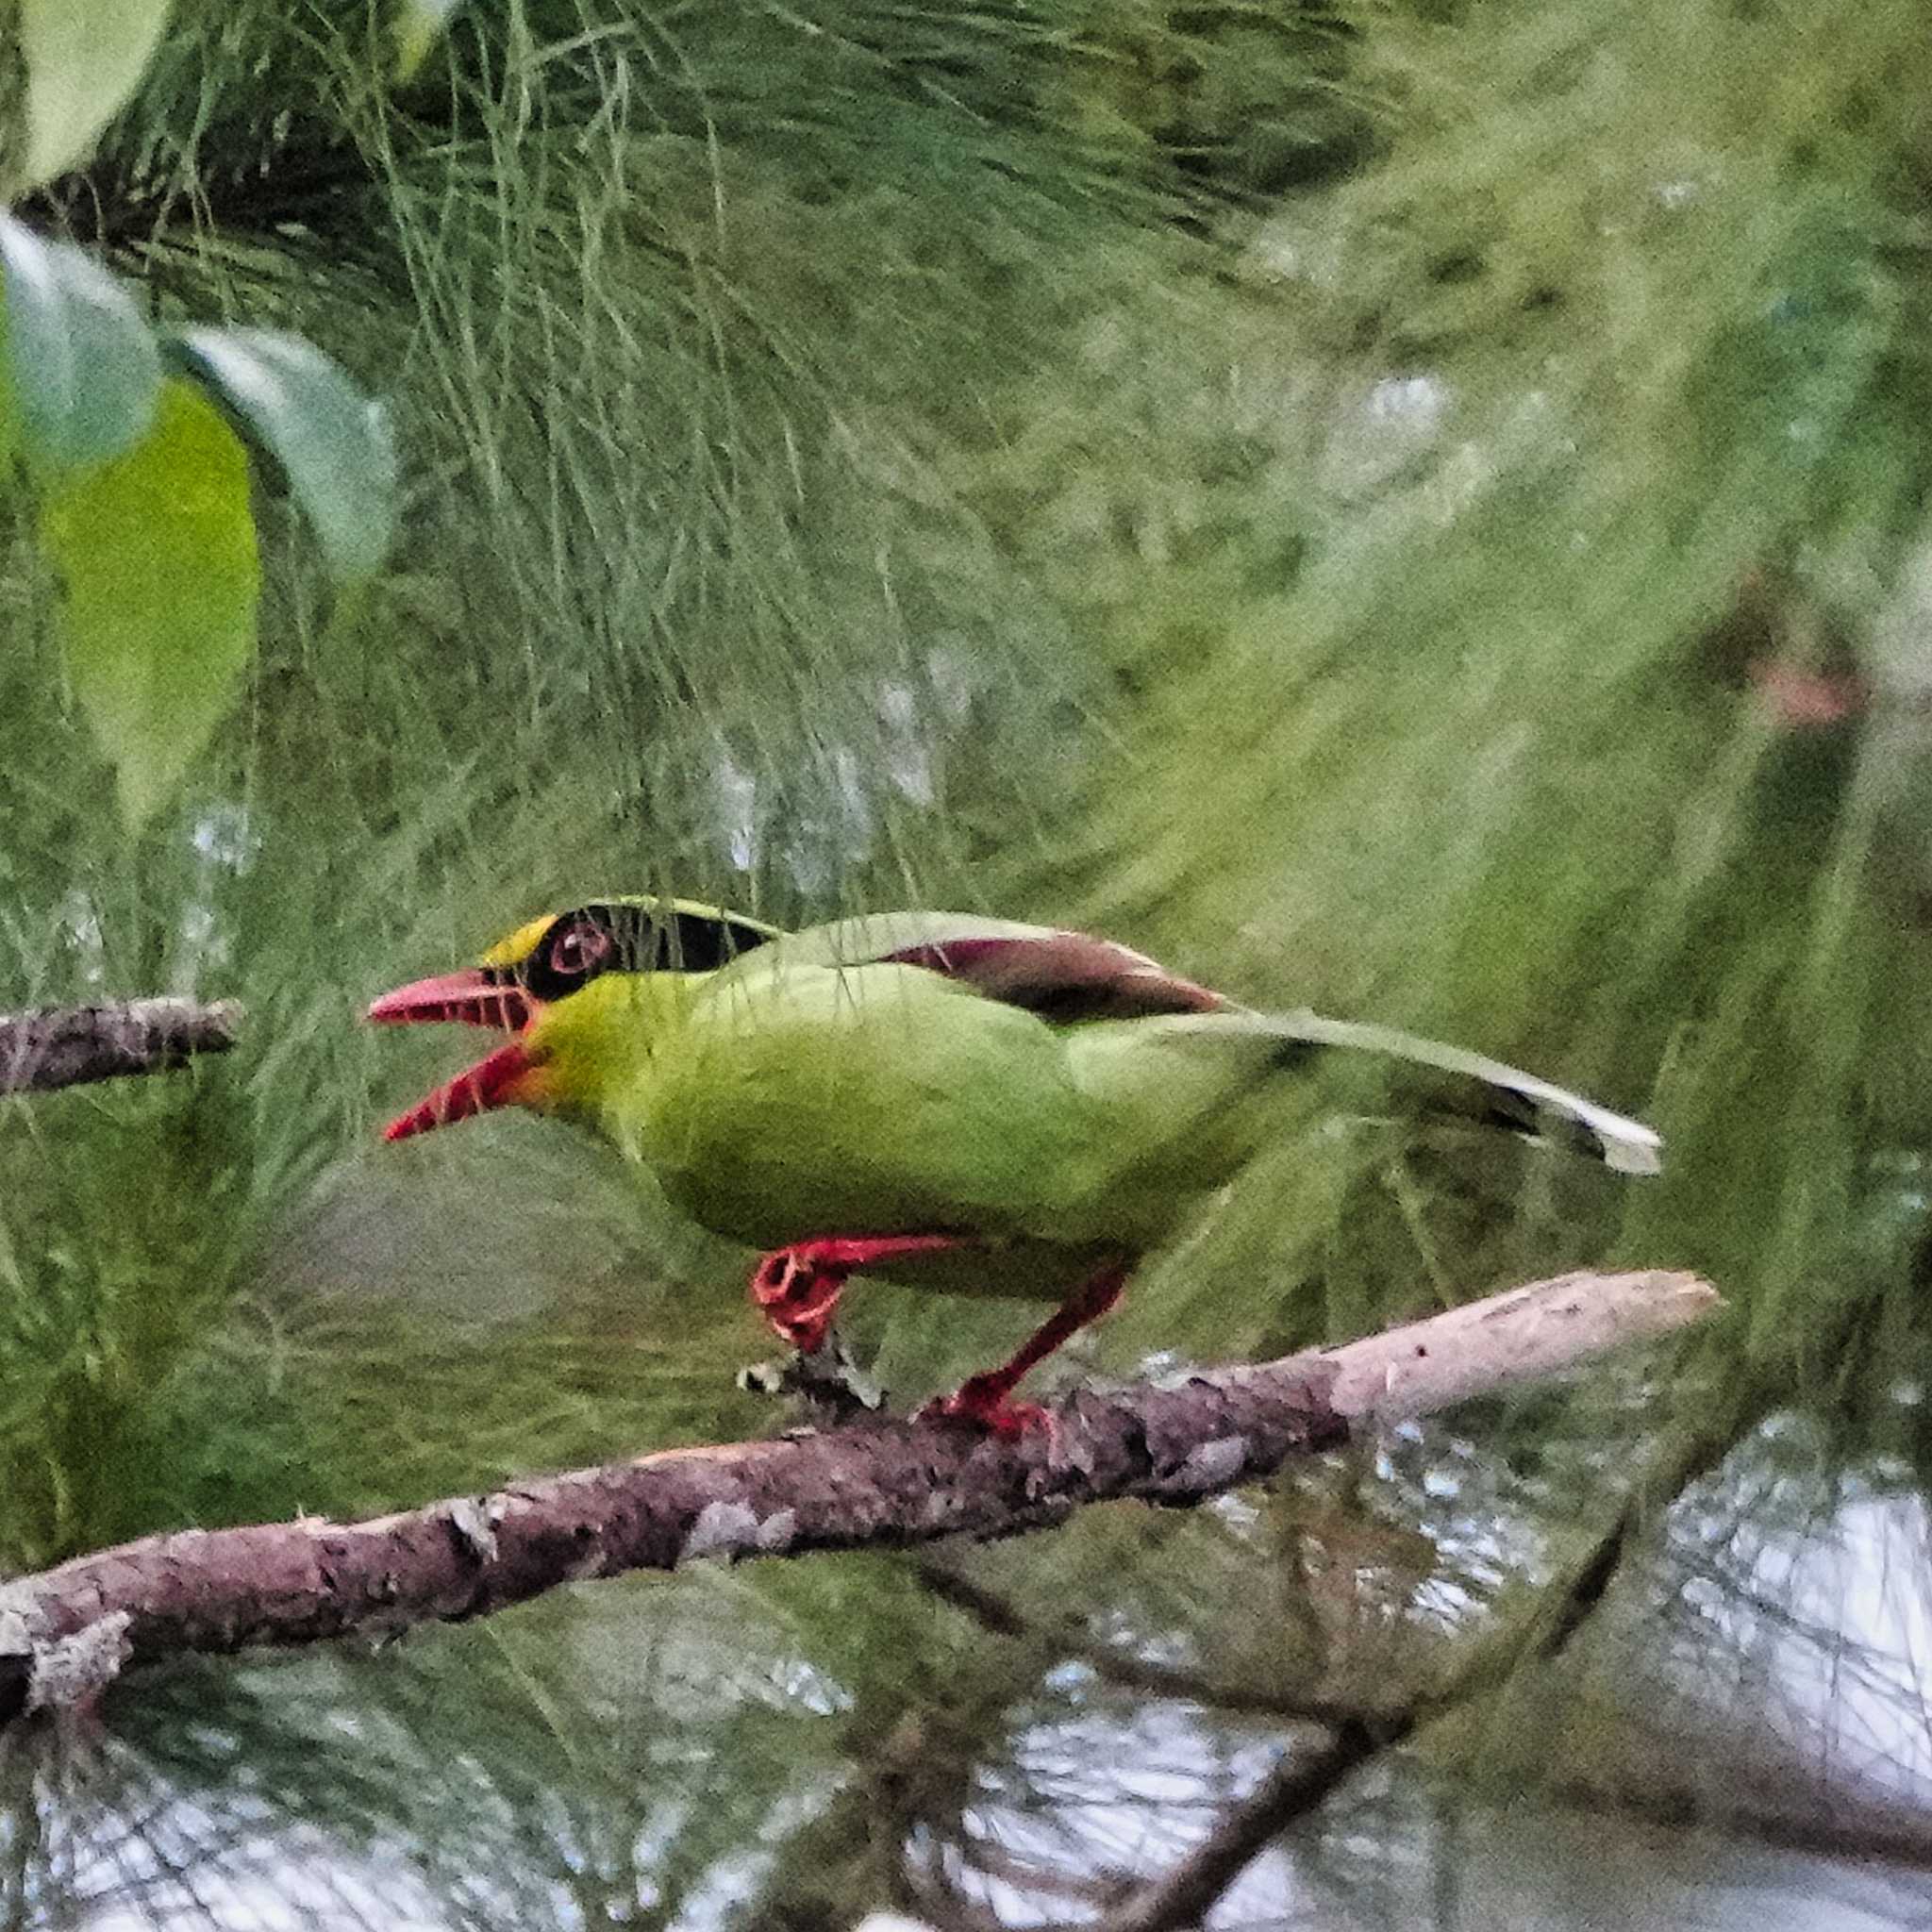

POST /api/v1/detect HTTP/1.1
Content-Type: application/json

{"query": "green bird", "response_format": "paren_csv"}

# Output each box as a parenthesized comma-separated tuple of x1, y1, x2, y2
(368, 899, 1660, 1433)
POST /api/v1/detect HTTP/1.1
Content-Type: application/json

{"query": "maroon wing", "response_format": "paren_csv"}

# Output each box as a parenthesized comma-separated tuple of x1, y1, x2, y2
(872, 924, 1230, 1024)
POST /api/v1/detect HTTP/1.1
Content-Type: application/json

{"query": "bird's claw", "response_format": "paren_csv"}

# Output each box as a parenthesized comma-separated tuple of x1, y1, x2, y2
(916, 1374, 1056, 1443)
(749, 1250, 843, 1355)
(750, 1235, 973, 1354)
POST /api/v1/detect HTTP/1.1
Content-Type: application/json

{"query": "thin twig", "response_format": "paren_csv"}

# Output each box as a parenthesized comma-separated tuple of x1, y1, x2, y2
(1103, 1721, 1390, 1932)
(1537, 1774, 1932, 1875)
(912, 1560, 1377, 1729)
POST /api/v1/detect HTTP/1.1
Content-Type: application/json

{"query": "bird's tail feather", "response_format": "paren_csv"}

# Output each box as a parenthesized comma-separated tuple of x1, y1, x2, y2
(1265, 1010, 1663, 1175)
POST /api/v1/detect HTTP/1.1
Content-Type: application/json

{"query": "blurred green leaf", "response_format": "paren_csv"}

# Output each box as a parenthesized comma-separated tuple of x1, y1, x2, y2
(0, 278, 15, 487)
(394, 0, 464, 83)
(41, 378, 261, 828)
(0, 212, 159, 471)
(16, 0, 174, 192)
(170, 326, 398, 585)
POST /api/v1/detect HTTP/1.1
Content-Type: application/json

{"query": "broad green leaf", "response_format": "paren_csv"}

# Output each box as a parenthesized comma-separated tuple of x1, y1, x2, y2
(17, 0, 174, 192)
(41, 379, 261, 829)
(170, 326, 398, 585)
(394, 0, 465, 82)
(0, 213, 159, 471)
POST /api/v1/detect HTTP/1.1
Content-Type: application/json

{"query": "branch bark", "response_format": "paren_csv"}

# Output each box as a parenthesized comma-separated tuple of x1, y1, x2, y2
(0, 998, 242, 1094)
(0, 1268, 1717, 1724)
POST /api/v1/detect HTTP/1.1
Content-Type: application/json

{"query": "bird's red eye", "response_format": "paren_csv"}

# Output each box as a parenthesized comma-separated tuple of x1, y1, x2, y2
(549, 920, 615, 980)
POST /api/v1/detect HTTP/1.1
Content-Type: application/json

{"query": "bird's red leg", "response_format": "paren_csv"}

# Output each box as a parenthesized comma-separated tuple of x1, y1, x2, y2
(921, 1262, 1130, 1439)
(749, 1235, 968, 1355)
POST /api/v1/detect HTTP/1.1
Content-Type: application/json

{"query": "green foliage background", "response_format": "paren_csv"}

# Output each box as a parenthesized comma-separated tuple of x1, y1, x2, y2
(6, 0, 1932, 1924)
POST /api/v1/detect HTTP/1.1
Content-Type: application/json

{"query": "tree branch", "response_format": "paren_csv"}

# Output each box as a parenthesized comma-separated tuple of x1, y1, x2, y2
(0, 998, 242, 1094)
(0, 1268, 1717, 1724)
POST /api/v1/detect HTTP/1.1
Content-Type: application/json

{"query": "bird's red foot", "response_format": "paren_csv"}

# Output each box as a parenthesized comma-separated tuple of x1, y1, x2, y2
(912, 1261, 1130, 1440)
(917, 1374, 1054, 1441)
(749, 1235, 964, 1355)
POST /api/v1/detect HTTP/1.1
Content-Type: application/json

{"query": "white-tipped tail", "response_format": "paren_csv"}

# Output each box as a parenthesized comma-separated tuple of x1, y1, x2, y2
(1269, 1010, 1663, 1175)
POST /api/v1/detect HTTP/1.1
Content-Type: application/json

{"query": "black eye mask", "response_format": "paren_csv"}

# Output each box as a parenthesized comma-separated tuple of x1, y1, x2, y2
(514, 904, 774, 1002)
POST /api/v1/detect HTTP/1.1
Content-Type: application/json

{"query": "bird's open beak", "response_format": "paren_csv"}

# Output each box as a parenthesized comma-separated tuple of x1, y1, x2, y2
(366, 969, 534, 1032)
(366, 969, 547, 1141)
